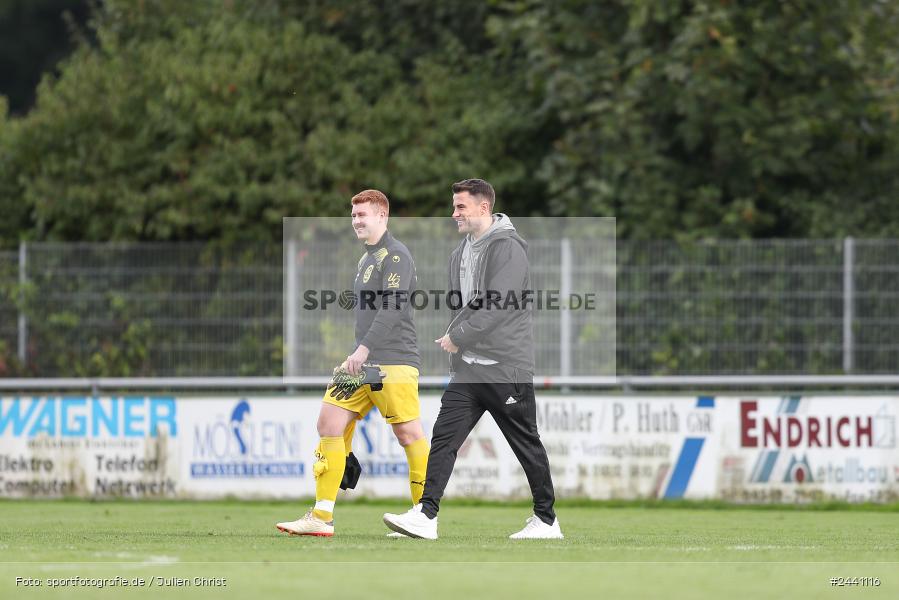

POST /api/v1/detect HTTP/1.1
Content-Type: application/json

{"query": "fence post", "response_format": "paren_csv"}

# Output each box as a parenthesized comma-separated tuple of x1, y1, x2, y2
(286, 238, 299, 378)
(843, 236, 854, 374)
(560, 238, 572, 380)
(17, 241, 27, 364)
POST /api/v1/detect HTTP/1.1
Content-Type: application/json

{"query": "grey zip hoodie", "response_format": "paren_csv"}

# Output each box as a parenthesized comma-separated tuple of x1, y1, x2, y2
(446, 214, 535, 374)
(460, 213, 517, 305)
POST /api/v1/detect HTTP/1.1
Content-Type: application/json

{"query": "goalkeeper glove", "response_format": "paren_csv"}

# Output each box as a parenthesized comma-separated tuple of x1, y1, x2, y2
(340, 452, 362, 490)
(328, 363, 386, 401)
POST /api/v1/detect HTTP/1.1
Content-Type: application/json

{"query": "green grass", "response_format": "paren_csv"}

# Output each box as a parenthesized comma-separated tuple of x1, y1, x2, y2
(1, 500, 897, 599)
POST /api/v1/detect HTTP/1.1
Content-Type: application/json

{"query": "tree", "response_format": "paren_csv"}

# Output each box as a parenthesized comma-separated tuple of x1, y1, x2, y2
(0, 0, 544, 244)
(490, 0, 899, 238)
(3, 0, 899, 243)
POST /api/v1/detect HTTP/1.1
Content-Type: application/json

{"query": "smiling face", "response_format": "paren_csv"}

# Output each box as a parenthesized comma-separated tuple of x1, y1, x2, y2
(351, 201, 387, 243)
(452, 191, 492, 237)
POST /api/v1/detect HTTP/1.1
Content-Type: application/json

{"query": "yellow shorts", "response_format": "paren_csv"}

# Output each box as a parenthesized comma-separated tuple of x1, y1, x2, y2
(322, 364, 420, 424)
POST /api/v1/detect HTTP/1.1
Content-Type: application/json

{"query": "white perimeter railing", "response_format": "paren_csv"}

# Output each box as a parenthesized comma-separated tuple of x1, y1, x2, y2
(2, 375, 899, 394)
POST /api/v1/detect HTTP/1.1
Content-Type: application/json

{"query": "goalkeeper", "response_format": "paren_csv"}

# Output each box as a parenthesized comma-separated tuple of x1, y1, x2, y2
(277, 190, 427, 538)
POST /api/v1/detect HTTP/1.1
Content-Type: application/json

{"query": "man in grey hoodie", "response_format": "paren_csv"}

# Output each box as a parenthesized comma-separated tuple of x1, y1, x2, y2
(383, 179, 562, 540)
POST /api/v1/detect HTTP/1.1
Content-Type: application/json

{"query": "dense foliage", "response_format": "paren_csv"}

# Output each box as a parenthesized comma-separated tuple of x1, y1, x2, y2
(1, 1, 899, 377)
(2, 0, 898, 246)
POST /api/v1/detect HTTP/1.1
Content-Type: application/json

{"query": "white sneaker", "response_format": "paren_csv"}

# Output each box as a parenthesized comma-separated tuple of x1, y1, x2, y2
(382, 504, 438, 540)
(509, 515, 564, 539)
(276, 510, 334, 537)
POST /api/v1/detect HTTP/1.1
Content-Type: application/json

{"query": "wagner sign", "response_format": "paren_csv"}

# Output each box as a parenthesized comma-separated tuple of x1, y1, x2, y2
(0, 396, 178, 498)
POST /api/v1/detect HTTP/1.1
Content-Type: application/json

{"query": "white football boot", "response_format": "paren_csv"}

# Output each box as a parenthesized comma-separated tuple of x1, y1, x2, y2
(509, 515, 564, 539)
(386, 531, 409, 538)
(382, 504, 438, 540)
(276, 510, 334, 537)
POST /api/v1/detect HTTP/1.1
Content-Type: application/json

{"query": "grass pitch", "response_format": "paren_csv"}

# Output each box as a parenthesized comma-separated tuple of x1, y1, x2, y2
(1, 499, 897, 599)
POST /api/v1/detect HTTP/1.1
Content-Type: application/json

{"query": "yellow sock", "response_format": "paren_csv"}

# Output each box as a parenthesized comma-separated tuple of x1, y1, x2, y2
(404, 437, 429, 505)
(343, 420, 357, 456)
(312, 436, 345, 521)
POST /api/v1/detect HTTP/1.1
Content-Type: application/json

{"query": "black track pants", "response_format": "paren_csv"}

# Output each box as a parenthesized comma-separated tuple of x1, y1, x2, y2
(420, 362, 557, 525)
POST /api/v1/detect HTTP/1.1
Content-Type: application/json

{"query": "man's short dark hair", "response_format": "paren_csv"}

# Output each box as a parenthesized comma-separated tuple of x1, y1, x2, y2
(452, 178, 495, 211)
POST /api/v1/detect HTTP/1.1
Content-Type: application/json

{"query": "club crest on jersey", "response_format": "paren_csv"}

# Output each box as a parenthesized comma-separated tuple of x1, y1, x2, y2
(363, 264, 374, 283)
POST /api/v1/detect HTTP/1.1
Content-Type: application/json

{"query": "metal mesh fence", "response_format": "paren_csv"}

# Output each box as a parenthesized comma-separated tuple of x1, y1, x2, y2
(5, 243, 282, 377)
(0, 239, 894, 377)
(0, 250, 18, 367)
(854, 239, 899, 373)
(616, 240, 846, 375)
